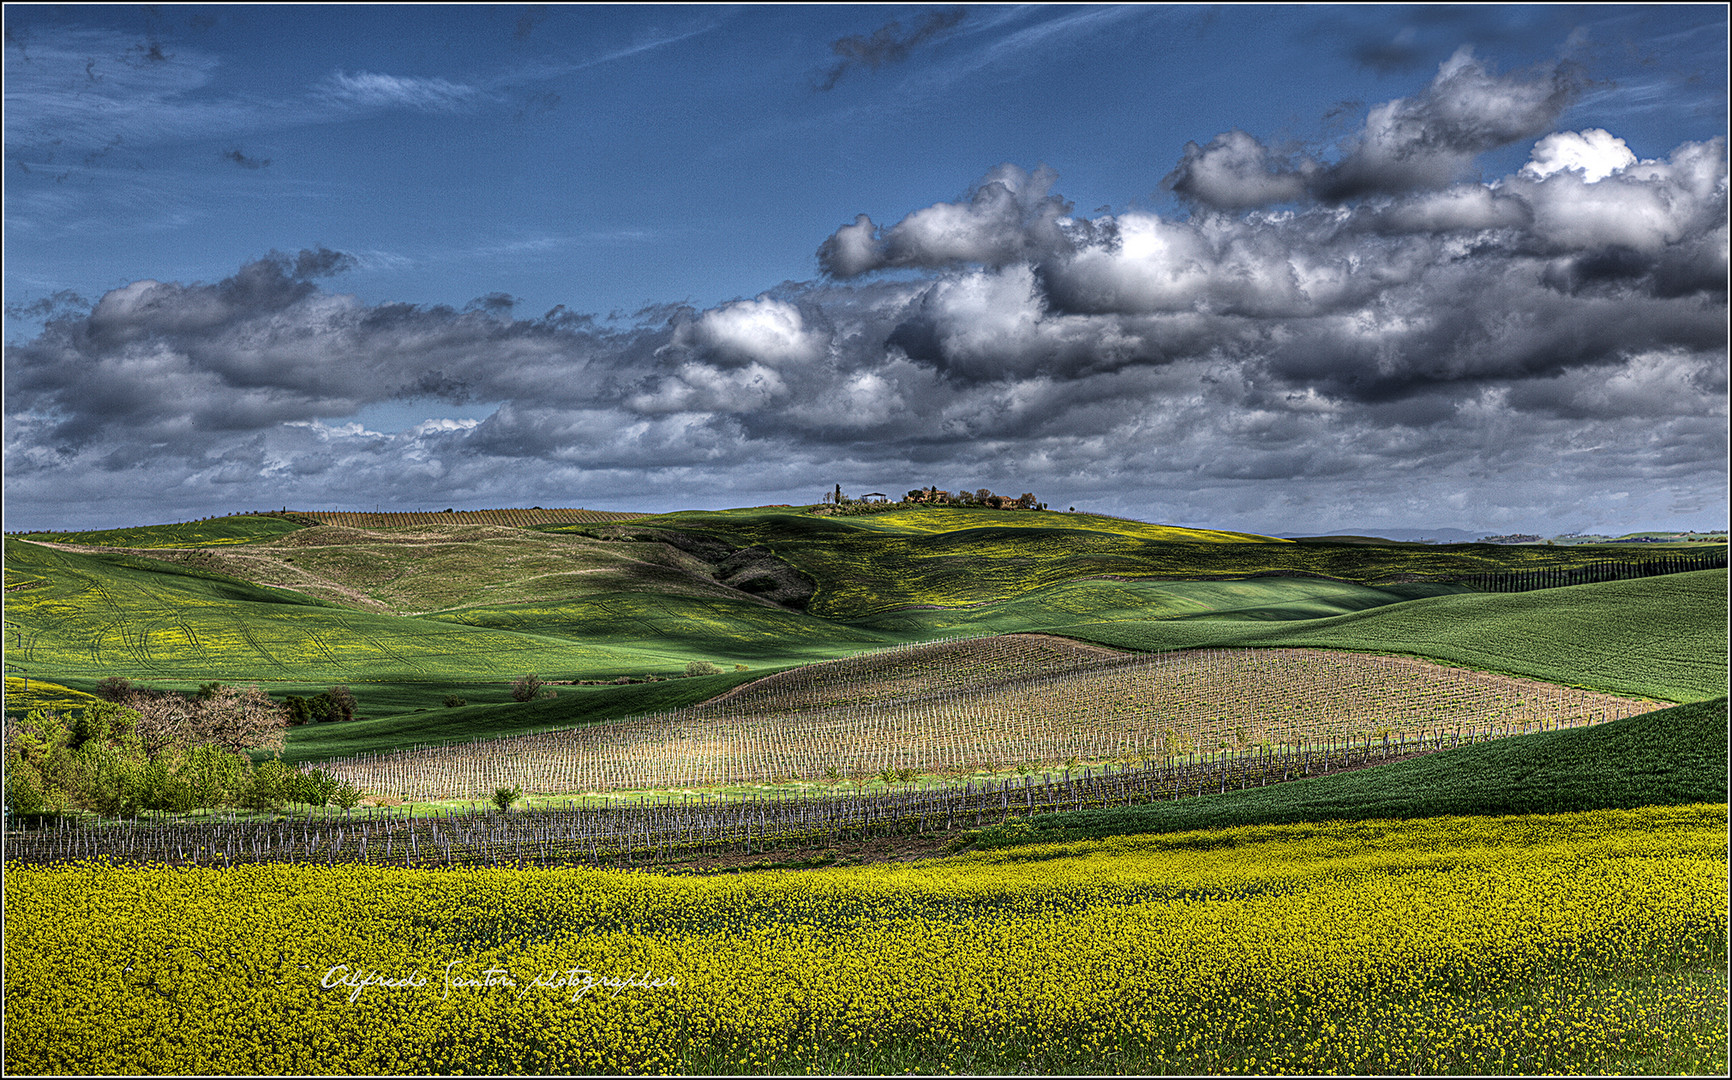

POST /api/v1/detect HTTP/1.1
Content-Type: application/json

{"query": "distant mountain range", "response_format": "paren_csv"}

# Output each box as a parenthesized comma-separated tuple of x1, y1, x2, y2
(1282, 527, 1485, 544)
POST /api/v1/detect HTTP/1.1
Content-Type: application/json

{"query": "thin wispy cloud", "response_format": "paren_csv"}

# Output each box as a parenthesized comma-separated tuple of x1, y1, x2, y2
(316, 70, 493, 113)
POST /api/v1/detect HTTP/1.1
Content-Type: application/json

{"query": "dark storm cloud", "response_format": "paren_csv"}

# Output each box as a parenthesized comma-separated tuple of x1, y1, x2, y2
(1168, 48, 1584, 211)
(816, 7, 967, 91)
(5, 50, 1725, 533)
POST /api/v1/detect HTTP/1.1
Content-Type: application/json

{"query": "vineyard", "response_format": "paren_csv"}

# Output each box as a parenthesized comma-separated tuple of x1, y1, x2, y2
(0, 743, 1423, 870)
(311, 637, 1654, 802)
(1456, 552, 1727, 592)
(290, 508, 647, 529)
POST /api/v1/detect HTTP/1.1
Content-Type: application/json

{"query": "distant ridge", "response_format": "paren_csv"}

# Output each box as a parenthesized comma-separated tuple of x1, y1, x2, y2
(1285, 527, 1482, 544)
(290, 508, 648, 528)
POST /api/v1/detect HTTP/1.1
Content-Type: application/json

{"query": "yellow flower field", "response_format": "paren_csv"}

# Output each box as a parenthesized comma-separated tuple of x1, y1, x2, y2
(5, 805, 1725, 1075)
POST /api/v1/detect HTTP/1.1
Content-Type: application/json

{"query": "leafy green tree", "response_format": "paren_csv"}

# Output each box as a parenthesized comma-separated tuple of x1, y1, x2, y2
(67, 700, 141, 752)
(510, 674, 544, 702)
(3, 749, 52, 816)
(281, 695, 313, 725)
(492, 784, 522, 811)
(72, 740, 149, 818)
(331, 781, 363, 813)
(243, 758, 294, 814)
(138, 757, 196, 815)
(327, 685, 357, 722)
(180, 743, 253, 810)
(287, 767, 341, 808)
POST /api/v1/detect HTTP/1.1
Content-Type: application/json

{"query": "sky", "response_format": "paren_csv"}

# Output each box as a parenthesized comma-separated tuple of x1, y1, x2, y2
(3, 3, 1727, 536)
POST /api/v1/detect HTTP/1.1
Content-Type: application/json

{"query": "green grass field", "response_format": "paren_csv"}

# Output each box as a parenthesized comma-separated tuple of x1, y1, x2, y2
(6, 507, 1725, 763)
(1048, 569, 1726, 702)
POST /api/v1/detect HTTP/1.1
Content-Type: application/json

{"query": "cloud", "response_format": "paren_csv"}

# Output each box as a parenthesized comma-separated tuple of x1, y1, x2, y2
(1521, 128, 1638, 181)
(819, 163, 1077, 277)
(5, 50, 1725, 534)
(816, 7, 967, 91)
(316, 70, 490, 113)
(1315, 47, 1585, 200)
(673, 297, 826, 368)
(1170, 47, 1587, 211)
(1164, 131, 1313, 211)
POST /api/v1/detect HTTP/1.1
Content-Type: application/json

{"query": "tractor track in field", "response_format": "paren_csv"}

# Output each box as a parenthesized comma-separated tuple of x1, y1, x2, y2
(237, 624, 292, 674)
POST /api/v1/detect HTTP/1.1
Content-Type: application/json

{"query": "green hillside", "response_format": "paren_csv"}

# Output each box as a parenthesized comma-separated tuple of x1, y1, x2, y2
(558, 506, 1715, 618)
(1051, 570, 1725, 702)
(5, 507, 1724, 753)
(2, 538, 734, 695)
(11, 514, 310, 548)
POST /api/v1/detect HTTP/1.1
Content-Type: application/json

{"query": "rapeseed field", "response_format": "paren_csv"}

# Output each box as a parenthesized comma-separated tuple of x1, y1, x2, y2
(6, 805, 1723, 1075)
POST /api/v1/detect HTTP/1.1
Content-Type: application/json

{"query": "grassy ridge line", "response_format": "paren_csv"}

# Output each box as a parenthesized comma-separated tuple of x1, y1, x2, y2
(977, 697, 1729, 849)
(576, 507, 1724, 620)
(297, 508, 647, 529)
(630, 503, 1290, 543)
(13, 515, 309, 549)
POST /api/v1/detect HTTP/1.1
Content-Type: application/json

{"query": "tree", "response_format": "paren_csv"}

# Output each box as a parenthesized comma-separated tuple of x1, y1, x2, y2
(684, 661, 722, 678)
(331, 781, 363, 812)
(180, 742, 253, 810)
(492, 784, 522, 812)
(103, 682, 288, 755)
(243, 758, 294, 814)
(510, 674, 544, 702)
(93, 676, 133, 702)
(177, 685, 289, 755)
(327, 685, 357, 722)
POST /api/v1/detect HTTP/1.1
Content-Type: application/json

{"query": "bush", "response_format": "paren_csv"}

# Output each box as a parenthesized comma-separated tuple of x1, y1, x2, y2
(331, 781, 363, 812)
(492, 784, 522, 812)
(510, 675, 543, 703)
(287, 768, 341, 808)
(282, 695, 313, 725)
(443, 696, 468, 708)
(684, 661, 722, 678)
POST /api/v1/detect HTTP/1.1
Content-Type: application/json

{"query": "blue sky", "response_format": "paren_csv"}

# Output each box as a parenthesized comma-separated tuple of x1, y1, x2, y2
(4, 3, 1727, 535)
